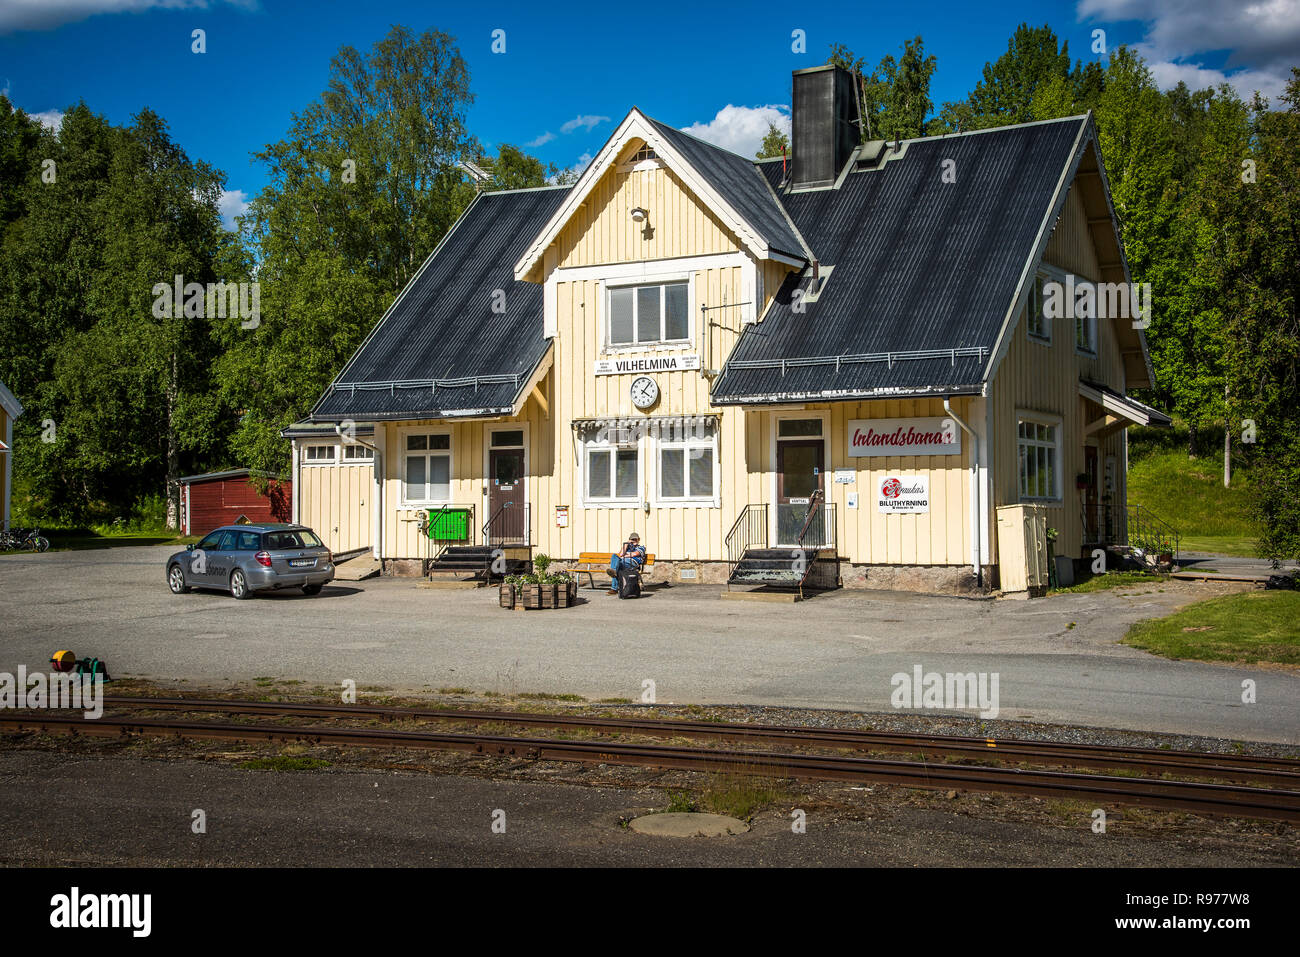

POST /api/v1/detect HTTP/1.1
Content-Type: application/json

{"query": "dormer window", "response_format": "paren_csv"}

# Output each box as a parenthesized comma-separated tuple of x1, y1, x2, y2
(620, 143, 663, 172)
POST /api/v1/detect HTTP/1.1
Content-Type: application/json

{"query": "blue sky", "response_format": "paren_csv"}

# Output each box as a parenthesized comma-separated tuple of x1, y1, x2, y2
(3, 0, 1296, 227)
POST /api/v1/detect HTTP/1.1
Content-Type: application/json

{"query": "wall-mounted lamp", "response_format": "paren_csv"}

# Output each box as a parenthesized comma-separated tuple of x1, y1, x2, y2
(630, 207, 653, 239)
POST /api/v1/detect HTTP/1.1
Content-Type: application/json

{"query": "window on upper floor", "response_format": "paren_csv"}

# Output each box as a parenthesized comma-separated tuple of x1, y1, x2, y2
(1075, 302, 1097, 355)
(607, 281, 689, 347)
(1028, 272, 1051, 343)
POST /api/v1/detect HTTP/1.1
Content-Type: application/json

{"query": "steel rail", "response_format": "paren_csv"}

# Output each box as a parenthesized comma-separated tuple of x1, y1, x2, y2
(5, 714, 1298, 822)
(94, 696, 1300, 786)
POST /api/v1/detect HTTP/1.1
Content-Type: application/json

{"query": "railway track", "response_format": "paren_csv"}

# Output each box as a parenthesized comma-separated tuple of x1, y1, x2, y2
(3, 696, 1298, 822)
(102, 695, 1300, 786)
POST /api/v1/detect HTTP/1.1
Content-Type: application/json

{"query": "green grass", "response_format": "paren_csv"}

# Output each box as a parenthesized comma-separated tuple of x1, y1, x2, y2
(701, 775, 788, 820)
(1123, 591, 1300, 665)
(0, 528, 198, 554)
(1126, 448, 1258, 556)
(1051, 570, 1162, 594)
(516, 692, 585, 702)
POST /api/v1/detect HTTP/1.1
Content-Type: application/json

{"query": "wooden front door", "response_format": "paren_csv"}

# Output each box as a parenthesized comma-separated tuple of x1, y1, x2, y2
(488, 447, 525, 544)
(776, 439, 824, 545)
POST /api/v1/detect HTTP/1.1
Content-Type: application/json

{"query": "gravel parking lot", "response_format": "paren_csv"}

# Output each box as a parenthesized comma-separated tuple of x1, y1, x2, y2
(1, 546, 1296, 742)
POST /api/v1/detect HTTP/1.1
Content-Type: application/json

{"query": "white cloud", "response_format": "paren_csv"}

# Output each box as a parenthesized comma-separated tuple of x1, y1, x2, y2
(560, 114, 610, 134)
(31, 109, 64, 131)
(0, 0, 257, 34)
(679, 104, 790, 159)
(218, 188, 249, 230)
(1078, 0, 1300, 103)
(526, 131, 556, 148)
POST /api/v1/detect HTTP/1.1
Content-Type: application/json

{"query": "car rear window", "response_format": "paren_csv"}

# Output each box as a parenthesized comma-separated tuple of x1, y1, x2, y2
(236, 531, 261, 550)
(265, 530, 324, 550)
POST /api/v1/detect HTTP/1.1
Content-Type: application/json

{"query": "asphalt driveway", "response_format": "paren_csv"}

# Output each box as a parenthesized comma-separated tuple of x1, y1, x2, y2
(0, 546, 1295, 742)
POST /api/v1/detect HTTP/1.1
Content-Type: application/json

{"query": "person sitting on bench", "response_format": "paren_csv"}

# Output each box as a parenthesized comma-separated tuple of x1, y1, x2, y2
(607, 533, 646, 593)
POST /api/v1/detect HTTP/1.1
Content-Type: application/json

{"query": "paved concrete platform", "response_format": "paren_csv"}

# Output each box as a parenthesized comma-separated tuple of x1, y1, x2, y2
(1, 545, 1296, 743)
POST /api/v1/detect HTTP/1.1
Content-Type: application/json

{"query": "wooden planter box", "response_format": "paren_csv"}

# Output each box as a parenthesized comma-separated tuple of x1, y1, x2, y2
(503, 581, 577, 609)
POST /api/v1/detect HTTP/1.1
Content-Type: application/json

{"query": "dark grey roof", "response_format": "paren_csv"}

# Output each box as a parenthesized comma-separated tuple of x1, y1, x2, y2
(177, 468, 285, 484)
(280, 422, 375, 439)
(646, 116, 808, 262)
(713, 116, 1090, 404)
(310, 186, 570, 421)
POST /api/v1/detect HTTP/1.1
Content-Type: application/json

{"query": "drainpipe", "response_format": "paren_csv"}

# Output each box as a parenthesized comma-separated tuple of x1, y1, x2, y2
(336, 425, 383, 561)
(944, 397, 982, 587)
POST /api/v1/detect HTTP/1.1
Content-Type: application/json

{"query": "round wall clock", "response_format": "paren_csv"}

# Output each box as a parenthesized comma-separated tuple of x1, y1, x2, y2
(630, 375, 659, 410)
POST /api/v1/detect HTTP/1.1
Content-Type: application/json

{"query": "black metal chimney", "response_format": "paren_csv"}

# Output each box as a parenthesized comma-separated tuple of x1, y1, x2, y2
(791, 65, 859, 190)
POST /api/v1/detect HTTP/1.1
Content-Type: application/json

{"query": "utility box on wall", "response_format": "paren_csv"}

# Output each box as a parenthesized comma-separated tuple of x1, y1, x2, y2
(996, 504, 1049, 597)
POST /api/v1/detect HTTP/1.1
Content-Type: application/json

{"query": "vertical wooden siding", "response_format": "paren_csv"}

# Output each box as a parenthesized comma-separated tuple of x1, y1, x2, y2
(989, 183, 1131, 560)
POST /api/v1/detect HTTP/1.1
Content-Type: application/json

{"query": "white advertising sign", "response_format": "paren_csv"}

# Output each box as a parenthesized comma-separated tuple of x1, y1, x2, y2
(594, 354, 701, 376)
(876, 475, 930, 514)
(848, 417, 960, 457)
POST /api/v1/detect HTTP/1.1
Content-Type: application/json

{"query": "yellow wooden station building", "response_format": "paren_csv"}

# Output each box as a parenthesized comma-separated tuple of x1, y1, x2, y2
(285, 66, 1168, 594)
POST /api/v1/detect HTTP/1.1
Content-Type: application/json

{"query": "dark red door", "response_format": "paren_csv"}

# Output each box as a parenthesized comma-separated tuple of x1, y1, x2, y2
(488, 448, 525, 544)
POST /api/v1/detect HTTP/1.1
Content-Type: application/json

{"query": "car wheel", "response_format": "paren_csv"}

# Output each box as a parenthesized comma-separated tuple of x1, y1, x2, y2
(230, 568, 252, 600)
(168, 564, 190, 594)
(301, 583, 323, 596)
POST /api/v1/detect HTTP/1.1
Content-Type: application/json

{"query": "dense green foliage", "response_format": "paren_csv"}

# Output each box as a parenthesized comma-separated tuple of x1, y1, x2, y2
(1, 23, 1296, 563)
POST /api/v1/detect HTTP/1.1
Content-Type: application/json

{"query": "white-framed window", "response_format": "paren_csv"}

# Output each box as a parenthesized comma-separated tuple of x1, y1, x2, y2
(1017, 415, 1062, 502)
(583, 434, 640, 505)
(607, 280, 689, 347)
(1075, 304, 1097, 355)
(342, 443, 373, 462)
(656, 421, 718, 505)
(303, 444, 336, 465)
(403, 431, 451, 503)
(1028, 271, 1051, 342)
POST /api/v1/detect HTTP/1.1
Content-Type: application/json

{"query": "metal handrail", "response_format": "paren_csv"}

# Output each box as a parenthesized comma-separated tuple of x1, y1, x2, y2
(482, 501, 530, 547)
(795, 489, 824, 547)
(725, 504, 768, 588)
(1128, 504, 1181, 560)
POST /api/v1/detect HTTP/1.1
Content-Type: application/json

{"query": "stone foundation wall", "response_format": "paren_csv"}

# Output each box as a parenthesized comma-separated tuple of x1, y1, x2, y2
(382, 556, 995, 596)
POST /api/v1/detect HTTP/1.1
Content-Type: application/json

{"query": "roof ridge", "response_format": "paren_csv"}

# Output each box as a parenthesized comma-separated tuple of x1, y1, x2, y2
(900, 113, 1089, 146)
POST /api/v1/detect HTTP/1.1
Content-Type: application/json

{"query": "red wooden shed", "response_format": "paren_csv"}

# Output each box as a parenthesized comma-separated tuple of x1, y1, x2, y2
(178, 469, 292, 536)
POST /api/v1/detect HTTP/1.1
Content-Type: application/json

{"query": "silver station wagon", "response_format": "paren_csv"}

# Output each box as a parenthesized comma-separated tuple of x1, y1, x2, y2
(166, 523, 335, 599)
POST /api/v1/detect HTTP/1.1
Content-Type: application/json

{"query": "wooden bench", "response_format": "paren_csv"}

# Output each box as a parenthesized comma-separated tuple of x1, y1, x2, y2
(572, 551, 656, 589)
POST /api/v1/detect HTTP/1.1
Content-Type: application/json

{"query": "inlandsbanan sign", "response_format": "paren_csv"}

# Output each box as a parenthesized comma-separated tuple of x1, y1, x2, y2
(594, 354, 701, 376)
(848, 417, 960, 457)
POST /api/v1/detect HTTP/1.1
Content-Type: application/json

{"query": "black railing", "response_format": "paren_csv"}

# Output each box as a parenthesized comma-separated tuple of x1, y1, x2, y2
(1080, 502, 1118, 546)
(1128, 504, 1181, 559)
(725, 504, 768, 582)
(483, 501, 530, 547)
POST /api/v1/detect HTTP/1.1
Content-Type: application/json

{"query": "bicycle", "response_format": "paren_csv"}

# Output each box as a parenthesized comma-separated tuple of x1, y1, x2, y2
(1, 526, 50, 552)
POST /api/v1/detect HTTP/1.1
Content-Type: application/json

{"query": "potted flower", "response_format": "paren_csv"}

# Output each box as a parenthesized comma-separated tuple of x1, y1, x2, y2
(499, 574, 522, 609)
(500, 554, 576, 610)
